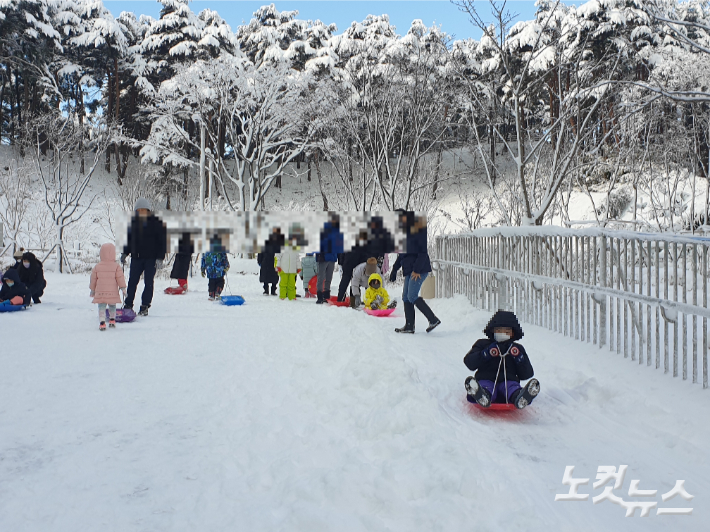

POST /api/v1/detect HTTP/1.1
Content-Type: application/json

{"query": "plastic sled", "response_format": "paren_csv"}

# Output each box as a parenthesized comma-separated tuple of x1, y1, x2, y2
(109, 308, 137, 323)
(327, 296, 350, 307)
(308, 276, 317, 295)
(0, 304, 27, 313)
(221, 295, 245, 306)
(474, 402, 517, 411)
(364, 308, 396, 317)
(164, 286, 186, 295)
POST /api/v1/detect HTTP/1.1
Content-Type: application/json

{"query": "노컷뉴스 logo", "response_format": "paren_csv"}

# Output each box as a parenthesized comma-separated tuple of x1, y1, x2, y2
(554, 466, 693, 517)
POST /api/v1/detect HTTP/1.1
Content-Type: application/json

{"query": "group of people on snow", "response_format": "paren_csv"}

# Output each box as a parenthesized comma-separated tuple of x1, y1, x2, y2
(255, 211, 441, 335)
(0, 248, 47, 308)
(3, 198, 540, 409)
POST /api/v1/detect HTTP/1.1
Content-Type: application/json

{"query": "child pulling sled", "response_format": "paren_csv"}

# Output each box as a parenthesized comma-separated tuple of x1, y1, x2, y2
(464, 310, 540, 409)
(89, 243, 127, 330)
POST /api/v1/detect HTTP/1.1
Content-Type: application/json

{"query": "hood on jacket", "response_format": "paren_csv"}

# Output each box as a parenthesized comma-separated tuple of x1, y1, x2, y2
(99, 243, 116, 262)
(368, 273, 384, 287)
(483, 310, 524, 341)
(3, 268, 21, 284)
(22, 251, 38, 263)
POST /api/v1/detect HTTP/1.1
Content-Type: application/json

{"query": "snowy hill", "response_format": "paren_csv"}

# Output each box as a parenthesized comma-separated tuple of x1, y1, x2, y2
(1, 268, 707, 530)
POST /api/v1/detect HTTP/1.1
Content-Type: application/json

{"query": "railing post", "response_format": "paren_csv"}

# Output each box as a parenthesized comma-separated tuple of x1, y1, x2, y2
(600, 235, 607, 349)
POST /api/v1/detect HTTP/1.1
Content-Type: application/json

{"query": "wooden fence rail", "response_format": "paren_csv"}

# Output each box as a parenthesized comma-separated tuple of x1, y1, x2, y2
(434, 227, 710, 388)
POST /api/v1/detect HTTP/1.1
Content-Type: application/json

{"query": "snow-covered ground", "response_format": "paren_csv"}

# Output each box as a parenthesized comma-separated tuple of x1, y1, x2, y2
(1, 263, 708, 531)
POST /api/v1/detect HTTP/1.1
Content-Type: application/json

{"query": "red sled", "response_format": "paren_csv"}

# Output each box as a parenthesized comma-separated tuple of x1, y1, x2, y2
(474, 402, 517, 411)
(308, 276, 317, 295)
(164, 286, 186, 295)
(327, 296, 350, 307)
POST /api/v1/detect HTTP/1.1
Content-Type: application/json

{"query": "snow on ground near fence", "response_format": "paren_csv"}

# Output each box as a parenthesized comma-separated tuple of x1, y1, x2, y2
(1, 264, 708, 531)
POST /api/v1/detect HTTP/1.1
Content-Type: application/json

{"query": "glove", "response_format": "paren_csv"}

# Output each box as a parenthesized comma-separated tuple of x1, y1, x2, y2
(389, 272, 397, 283)
(201, 270, 206, 278)
(387, 300, 397, 309)
(225, 267, 230, 273)
(90, 290, 95, 297)
(486, 343, 501, 358)
(370, 302, 379, 310)
(297, 269, 302, 274)
(121, 288, 127, 298)
(277, 267, 282, 273)
(156, 259, 164, 270)
(120, 253, 127, 265)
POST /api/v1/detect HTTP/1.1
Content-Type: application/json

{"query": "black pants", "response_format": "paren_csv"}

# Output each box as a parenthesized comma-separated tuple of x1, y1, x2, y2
(28, 279, 46, 303)
(209, 277, 225, 293)
(263, 282, 276, 293)
(126, 258, 157, 307)
(337, 265, 355, 301)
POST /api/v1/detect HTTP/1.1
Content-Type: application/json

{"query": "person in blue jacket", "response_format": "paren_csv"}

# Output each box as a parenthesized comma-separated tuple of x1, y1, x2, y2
(463, 310, 540, 409)
(390, 211, 440, 333)
(316, 213, 344, 304)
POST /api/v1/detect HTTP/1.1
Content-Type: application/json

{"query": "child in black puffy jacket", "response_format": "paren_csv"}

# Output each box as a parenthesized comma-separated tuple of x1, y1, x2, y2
(464, 310, 540, 409)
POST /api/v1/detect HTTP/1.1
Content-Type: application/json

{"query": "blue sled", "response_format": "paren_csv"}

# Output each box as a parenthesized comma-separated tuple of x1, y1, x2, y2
(0, 304, 27, 313)
(221, 295, 245, 306)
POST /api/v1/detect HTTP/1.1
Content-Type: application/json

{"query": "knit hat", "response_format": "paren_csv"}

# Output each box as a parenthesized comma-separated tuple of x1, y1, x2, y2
(364, 257, 378, 277)
(13, 248, 24, 260)
(134, 197, 152, 211)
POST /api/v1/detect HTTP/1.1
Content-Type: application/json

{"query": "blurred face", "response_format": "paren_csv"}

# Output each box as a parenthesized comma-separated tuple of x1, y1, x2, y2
(137, 208, 149, 218)
(369, 279, 380, 289)
(5, 280, 14, 288)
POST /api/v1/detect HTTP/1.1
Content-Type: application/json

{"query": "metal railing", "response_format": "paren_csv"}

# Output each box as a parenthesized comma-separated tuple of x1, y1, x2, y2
(434, 227, 710, 388)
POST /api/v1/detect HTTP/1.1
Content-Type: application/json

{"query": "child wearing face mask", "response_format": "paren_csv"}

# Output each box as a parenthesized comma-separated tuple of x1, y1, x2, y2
(0, 268, 31, 307)
(463, 310, 540, 409)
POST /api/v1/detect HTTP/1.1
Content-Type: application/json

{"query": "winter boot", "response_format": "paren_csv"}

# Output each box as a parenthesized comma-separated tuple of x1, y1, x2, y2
(414, 298, 441, 333)
(512, 379, 540, 410)
(216, 287, 223, 301)
(208, 292, 215, 301)
(324, 290, 331, 302)
(271, 285, 277, 296)
(123, 303, 133, 311)
(465, 376, 492, 408)
(99, 321, 106, 331)
(263, 287, 269, 296)
(316, 292, 324, 304)
(138, 305, 150, 316)
(387, 300, 398, 309)
(395, 302, 415, 333)
(109, 318, 116, 328)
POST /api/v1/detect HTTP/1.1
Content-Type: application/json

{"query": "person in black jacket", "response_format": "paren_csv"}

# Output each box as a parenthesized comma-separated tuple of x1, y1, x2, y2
(336, 229, 371, 302)
(0, 268, 31, 307)
(17, 251, 46, 303)
(366, 216, 395, 269)
(169, 233, 194, 293)
(463, 310, 540, 409)
(390, 211, 440, 334)
(121, 198, 167, 316)
(257, 229, 283, 295)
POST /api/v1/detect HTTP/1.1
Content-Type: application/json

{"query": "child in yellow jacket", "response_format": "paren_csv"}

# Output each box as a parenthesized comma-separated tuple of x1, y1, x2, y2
(364, 273, 397, 310)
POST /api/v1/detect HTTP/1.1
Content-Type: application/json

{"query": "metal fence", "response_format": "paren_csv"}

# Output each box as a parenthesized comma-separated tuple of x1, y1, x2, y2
(433, 227, 710, 388)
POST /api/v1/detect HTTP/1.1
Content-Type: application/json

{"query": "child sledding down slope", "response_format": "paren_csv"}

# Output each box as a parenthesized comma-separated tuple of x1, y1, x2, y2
(464, 310, 540, 409)
(363, 273, 397, 310)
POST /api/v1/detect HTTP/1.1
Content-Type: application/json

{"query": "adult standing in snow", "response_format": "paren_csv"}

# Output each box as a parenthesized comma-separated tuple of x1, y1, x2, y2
(366, 216, 395, 270)
(258, 228, 283, 296)
(169, 232, 194, 293)
(17, 251, 47, 304)
(390, 211, 441, 334)
(121, 198, 167, 316)
(316, 213, 344, 304)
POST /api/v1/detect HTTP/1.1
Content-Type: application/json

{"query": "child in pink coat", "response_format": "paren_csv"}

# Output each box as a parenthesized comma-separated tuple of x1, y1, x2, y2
(90, 243, 127, 330)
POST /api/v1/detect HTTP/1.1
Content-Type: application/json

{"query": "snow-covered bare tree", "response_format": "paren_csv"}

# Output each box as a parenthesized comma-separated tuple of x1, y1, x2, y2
(22, 111, 110, 272)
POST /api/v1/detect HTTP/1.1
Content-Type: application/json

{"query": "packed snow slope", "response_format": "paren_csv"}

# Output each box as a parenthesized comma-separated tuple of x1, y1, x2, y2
(1, 264, 708, 531)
